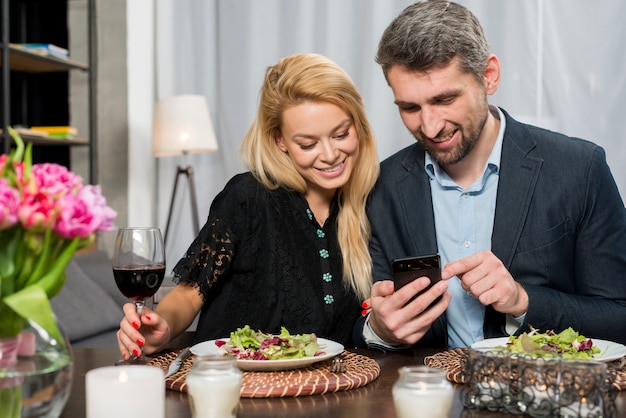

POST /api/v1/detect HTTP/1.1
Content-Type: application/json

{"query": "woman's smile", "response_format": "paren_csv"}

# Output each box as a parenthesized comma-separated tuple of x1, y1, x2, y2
(317, 160, 346, 177)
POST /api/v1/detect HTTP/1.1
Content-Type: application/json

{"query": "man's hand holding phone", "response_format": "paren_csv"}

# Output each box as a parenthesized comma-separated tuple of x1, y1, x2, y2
(364, 254, 451, 346)
(392, 254, 442, 301)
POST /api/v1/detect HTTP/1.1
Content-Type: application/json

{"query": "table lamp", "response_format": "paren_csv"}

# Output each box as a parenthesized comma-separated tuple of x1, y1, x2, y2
(152, 94, 219, 244)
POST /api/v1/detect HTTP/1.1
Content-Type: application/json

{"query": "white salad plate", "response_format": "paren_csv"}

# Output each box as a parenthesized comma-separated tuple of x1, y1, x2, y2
(470, 337, 626, 362)
(190, 337, 344, 371)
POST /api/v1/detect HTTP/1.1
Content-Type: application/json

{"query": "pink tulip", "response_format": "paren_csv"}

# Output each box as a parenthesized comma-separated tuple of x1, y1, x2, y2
(18, 191, 57, 231)
(31, 163, 82, 198)
(54, 185, 117, 239)
(80, 185, 117, 232)
(0, 178, 20, 230)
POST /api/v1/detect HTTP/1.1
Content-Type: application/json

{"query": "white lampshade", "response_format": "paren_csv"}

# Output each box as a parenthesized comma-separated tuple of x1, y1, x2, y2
(152, 95, 219, 157)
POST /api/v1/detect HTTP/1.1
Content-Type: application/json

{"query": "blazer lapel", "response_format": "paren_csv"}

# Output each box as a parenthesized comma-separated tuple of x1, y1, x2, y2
(485, 111, 542, 338)
(492, 113, 542, 267)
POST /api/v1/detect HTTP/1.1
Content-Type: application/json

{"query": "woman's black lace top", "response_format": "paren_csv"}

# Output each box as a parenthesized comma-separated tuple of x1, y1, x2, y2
(172, 172, 361, 346)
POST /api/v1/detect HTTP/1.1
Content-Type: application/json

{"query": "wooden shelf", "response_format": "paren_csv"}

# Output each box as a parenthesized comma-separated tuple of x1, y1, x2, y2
(17, 136, 88, 146)
(0, 44, 88, 72)
(0, 133, 88, 147)
(1, 0, 96, 181)
(0, 128, 88, 146)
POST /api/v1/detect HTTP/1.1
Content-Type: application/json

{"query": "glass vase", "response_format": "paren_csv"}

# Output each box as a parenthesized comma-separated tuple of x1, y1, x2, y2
(0, 319, 73, 418)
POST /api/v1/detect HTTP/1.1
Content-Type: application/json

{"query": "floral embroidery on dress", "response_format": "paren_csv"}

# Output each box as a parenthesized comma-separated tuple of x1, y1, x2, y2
(306, 208, 335, 308)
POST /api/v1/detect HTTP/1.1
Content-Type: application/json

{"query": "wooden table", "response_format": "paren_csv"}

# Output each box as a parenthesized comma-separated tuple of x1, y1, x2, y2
(61, 347, 625, 418)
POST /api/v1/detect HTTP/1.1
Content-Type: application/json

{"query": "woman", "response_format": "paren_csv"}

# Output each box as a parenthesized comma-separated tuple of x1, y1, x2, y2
(116, 53, 379, 359)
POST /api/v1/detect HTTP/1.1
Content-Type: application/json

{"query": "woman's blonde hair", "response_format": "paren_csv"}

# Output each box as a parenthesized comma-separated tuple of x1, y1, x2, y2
(240, 53, 379, 301)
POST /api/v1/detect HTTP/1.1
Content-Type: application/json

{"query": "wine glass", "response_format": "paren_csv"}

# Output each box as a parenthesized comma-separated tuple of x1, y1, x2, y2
(112, 227, 165, 365)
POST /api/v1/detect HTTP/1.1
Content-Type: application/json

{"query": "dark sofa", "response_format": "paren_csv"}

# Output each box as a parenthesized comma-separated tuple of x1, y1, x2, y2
(51, 250, 194, 348)
(51, 250, 126, 348)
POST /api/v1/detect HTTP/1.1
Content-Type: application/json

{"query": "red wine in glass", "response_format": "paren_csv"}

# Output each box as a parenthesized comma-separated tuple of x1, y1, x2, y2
(112, 227, 165, 365)
(113, 265, 165, 302)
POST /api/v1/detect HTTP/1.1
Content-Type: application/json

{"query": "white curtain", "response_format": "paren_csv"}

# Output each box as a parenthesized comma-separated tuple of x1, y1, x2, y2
(151, 0, 626, 267)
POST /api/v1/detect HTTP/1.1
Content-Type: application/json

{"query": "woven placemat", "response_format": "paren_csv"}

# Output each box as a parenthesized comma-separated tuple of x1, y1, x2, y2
(424, 348, 626, 391)
(149, 349, 380, 398)
(424, 347, 469, 384)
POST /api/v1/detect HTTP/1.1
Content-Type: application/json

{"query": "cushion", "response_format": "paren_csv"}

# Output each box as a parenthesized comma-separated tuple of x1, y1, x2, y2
(71, 250, 128, 306)
(51, 259, 122, 343)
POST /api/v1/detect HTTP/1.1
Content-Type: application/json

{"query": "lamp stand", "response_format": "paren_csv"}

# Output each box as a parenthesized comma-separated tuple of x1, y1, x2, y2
(163, 165, 200, 245)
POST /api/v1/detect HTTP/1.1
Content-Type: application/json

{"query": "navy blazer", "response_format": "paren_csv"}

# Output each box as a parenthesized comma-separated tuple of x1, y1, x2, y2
(360, 109, 626, 348)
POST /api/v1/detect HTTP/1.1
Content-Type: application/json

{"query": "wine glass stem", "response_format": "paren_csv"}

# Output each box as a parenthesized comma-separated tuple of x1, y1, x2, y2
(135, 301, 144, 316)
(133, 301, 146, 360)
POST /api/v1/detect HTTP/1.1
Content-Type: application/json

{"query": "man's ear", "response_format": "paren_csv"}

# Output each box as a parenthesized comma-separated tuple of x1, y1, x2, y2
(483, 54, 501, 95)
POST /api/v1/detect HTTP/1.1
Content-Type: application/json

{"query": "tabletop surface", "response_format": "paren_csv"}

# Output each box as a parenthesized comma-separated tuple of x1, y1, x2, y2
(61, 347, 626, 418)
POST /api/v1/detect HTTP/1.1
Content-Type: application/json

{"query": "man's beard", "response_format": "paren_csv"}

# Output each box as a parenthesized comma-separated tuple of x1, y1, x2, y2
(413, 111, 488, 167)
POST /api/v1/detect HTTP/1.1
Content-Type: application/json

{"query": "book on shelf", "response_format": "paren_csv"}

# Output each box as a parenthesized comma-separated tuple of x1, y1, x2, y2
(46, 133, 75, 140)
(30, 126, 78, 136)
(12, 43, 69, 60)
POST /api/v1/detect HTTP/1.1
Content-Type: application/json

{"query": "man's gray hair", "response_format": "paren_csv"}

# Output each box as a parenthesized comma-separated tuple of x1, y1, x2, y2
(376, 0, 490, 82)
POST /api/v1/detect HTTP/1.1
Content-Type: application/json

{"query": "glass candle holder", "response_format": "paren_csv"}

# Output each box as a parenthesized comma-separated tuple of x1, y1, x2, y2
(186, 355, 242, 418)
(557, 360, 607, 418)
(392, 365, 454, 418)
(517, 355, 562, 417)
(461, 348, 517, 413)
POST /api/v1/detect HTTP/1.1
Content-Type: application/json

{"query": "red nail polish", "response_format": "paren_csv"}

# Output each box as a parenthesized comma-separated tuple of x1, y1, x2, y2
(361, 309, 368, 317)
(145, 315, 152, 321)
(132, 321, 140, 329)
(361, 301, 369, 309)
(136, 339, 145, 347)
(132, 349, 140, 357)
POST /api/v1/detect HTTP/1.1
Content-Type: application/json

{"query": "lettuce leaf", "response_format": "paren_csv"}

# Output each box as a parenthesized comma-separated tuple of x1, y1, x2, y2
(217, 325, 321, 360)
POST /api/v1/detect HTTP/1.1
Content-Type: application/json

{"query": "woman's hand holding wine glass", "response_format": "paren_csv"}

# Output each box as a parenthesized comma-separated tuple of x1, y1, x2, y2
(112, 227, 165, 365)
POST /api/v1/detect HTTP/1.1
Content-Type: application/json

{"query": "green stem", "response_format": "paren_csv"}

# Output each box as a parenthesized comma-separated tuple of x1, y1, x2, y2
(36, 237, 80, 299)
(6, 126, 24, 163)
(0, 229, 21, 299)
(26, 229, 53, 287)
(0, 386, 22, 418)
(0, 305, 24, 338)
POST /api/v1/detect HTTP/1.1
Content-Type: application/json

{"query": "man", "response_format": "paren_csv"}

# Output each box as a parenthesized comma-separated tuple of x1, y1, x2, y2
(357, 0, 626, 350)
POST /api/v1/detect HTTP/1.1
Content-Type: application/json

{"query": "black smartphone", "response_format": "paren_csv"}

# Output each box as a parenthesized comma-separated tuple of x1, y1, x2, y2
(392, 254, 441, 301)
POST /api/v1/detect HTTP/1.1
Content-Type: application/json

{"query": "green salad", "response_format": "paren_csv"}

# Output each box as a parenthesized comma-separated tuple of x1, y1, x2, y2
(502, 327, 602, 359)
(215, 325, 322, 360)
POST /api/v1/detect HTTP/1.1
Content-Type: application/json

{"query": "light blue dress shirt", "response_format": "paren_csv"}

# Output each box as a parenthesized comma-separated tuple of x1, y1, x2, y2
(425, 107, 506, 348)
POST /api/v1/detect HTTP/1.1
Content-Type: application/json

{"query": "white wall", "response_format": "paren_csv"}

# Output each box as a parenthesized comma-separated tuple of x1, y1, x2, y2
(126, 0, 156, 228)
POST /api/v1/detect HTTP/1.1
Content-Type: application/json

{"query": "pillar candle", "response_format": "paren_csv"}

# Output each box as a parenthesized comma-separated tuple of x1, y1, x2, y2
(393, 366, 454, 418)
(86, 366, 164, 418)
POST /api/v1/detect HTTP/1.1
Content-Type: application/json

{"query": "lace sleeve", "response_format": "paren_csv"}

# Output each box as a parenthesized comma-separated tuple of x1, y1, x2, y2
(170, 174, 262, 301)
(171, 216, 235, 301)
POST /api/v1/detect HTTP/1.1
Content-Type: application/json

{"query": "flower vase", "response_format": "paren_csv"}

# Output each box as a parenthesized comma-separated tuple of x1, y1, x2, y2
(0, 319, 73, 418)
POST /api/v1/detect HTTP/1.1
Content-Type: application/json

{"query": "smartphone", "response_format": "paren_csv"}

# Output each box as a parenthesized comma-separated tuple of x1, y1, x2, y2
(392, 254, 441, 302)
